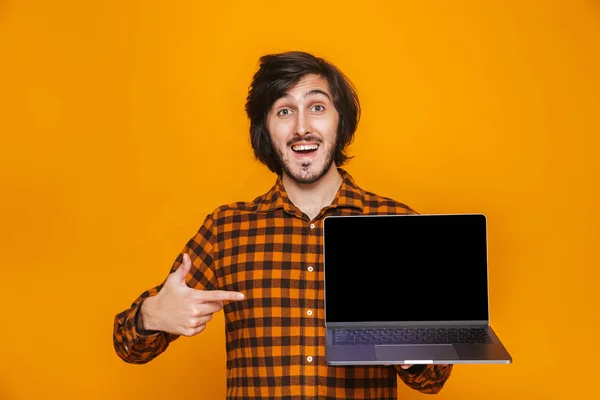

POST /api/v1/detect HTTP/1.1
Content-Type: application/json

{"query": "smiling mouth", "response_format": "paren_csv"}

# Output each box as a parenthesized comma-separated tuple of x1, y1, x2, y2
(291, 143, 319, 155)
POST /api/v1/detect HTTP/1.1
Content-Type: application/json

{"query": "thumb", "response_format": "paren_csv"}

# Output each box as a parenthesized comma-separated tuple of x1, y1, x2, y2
(173, 253, 192, 283)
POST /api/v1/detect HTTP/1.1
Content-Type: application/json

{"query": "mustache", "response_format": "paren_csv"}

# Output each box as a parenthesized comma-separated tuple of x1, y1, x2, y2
(287, 136, 322, 146)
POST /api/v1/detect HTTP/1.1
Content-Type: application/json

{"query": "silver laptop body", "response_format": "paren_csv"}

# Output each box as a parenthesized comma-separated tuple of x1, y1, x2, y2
(323, 213, 512, 365)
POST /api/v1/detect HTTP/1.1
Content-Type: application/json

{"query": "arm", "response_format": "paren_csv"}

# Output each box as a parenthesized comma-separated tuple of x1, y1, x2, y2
(113, 214, 224, 364)
(395, 364, 453, 394)
(113, 285, 179, 364)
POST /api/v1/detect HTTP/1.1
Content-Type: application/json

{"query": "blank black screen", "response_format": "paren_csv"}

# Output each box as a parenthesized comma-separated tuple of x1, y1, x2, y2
(324, 214, 489, 323)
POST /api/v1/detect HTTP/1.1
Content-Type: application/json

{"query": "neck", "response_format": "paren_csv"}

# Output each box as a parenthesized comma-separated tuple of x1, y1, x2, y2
(282, 165, 344, 220)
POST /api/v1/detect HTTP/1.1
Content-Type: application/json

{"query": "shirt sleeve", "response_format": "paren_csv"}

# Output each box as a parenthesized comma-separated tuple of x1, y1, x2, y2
(395, 364, 453, 394)
(113, 213, 219, 364)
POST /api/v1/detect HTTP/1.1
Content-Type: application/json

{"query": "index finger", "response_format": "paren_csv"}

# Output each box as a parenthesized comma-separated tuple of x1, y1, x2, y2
(194, 290, 244, 302)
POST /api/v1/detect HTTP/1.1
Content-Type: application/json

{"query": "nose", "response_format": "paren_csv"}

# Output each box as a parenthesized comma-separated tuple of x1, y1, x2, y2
(295, 110, 311, 136)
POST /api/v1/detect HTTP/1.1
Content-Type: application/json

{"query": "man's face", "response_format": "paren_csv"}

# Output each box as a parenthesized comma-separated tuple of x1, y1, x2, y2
(266, 74, 340, 184)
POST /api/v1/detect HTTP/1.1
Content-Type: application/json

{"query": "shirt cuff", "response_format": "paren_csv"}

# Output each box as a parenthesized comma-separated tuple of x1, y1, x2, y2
(122, 301, 164, 350)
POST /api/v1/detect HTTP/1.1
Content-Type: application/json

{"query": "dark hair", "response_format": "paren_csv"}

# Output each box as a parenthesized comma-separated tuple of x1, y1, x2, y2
(245, 51, 361, 175)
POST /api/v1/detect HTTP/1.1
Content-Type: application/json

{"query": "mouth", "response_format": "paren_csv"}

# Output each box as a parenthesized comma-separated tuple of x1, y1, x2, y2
(291, 143, 320, 157)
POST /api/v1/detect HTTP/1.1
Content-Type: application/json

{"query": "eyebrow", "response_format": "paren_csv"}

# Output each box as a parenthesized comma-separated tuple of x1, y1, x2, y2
(279, 89, 332, 102)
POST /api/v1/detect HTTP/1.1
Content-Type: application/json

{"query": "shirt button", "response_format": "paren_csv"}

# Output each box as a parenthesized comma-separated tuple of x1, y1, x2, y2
(310, 223, 315, 229)
(307, 309, 313, 316)
(307, 356, 313, 363)
(308, 266, 314, 272)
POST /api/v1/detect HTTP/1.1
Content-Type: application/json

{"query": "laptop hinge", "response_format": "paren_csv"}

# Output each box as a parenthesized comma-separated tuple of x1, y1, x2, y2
(326, 320, 489, 328)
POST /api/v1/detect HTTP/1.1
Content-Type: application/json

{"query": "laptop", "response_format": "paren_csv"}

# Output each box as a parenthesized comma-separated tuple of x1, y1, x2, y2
(323, 213, 512, 365)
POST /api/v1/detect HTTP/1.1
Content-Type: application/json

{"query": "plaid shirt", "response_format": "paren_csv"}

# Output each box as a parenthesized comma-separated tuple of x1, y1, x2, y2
(114, 169, 453, 399)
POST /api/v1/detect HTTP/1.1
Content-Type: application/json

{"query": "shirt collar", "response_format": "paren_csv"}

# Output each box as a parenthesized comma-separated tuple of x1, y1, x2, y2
(256, 168, 364, 213)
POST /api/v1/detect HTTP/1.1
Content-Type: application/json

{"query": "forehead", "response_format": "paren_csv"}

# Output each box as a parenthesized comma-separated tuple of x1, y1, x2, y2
(279, 74, 332, 100)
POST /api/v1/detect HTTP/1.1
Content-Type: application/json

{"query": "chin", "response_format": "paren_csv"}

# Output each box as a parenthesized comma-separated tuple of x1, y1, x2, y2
(293, 174, 321, 185)
(288, 164, 330, 184)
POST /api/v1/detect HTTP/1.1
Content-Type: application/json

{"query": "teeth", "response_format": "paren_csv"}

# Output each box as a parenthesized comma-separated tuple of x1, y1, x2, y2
(292, 144, 319, 151)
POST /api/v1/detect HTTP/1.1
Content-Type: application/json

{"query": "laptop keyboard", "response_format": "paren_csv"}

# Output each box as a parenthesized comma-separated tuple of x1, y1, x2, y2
(333, 327, 490, 345)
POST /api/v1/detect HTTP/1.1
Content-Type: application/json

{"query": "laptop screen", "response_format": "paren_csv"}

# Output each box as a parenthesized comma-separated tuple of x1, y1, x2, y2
(323, 214, 489, 323)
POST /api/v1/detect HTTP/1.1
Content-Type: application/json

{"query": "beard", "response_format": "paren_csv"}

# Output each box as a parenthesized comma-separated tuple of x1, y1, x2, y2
(275, 135, 337, 184)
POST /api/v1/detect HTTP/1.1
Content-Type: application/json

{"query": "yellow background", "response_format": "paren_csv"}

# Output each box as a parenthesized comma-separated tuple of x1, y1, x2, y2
(1, 0, 598, 399)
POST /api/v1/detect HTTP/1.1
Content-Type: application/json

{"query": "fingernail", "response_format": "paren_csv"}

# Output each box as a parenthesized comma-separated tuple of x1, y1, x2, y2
(236, 293, 244, 301)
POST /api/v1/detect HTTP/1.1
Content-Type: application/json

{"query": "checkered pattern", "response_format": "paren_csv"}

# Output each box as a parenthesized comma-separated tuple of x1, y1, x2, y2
(114, 169, 453, 398)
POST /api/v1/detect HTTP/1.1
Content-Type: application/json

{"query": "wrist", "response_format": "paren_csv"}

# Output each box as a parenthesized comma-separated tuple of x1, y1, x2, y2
(138, 297, 159, 333)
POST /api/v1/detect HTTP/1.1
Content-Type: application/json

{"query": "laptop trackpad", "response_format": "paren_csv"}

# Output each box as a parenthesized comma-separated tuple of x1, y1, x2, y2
(375, 345, 458, 362)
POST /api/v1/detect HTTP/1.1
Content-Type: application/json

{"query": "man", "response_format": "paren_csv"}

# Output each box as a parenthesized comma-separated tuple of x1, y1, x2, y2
(114, 51, 453, 398)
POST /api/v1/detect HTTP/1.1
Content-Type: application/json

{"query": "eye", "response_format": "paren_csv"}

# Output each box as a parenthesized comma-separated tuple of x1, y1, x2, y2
(311, 105, 325, 112)
(277, 108, 292, 116)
